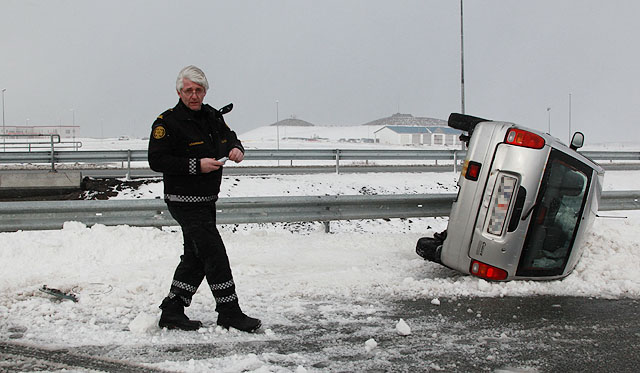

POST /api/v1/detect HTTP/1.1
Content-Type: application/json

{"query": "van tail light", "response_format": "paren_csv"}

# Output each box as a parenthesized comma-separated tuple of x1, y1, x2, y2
(486, 175, 517, 235)
(462, 160, 482, 181)
(505, 128, 545, 149)
(470, 260, 508, 281)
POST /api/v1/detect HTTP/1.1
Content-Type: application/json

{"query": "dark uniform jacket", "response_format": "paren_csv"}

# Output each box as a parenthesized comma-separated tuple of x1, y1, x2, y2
(148, 100, 244, 203)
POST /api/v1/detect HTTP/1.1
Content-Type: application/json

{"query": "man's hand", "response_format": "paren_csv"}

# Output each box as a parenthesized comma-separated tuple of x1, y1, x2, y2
(199, 158, 225, 173)
(228, 147, 244, 163)
(199, 148, 244, 173)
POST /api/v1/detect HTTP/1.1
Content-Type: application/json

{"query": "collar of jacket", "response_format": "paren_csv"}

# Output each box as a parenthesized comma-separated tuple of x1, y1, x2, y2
(173, 100, 215, 121)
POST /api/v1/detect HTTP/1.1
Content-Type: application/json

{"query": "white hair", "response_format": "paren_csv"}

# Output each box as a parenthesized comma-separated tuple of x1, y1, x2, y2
(176, 65, 209, 92)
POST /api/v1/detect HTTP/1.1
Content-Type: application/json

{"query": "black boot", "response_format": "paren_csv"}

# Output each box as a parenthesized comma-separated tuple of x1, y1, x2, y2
(217, 310, 262, 333)
(158, 297, 202, 331)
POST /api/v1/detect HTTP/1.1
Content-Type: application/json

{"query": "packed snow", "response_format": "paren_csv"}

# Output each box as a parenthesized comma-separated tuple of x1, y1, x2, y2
(1, 131, 639, 372)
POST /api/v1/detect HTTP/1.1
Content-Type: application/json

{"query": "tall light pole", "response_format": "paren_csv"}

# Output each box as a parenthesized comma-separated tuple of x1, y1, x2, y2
(2, 88, 7, 152)
(460, 0, 465, 114)
(70, 108, 76, 150)
(2, 88, 6, 151)
(458, 0, 466, 153)
(276, 100, 280, 150)
(547, 107, 551, 134)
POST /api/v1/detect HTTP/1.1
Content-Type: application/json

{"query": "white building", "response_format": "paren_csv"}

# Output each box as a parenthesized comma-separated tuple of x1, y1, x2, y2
(2, 125, 79, 138)
(374, 125, 462, 146)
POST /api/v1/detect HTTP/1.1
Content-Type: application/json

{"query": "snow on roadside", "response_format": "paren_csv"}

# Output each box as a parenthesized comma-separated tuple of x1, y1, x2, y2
(109, 171, 460, 200)
(1, 147, 639, 368)
(1, 208, 639, 351)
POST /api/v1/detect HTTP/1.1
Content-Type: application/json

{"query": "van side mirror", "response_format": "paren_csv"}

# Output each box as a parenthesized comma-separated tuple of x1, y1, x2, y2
(570, 132, 584, 150)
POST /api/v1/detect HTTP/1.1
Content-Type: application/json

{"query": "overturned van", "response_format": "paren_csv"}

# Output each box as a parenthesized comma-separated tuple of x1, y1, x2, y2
(416, 113, 604, 281)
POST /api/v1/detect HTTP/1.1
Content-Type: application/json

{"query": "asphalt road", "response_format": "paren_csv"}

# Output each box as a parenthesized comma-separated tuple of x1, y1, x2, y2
(2, 296, 638, 372)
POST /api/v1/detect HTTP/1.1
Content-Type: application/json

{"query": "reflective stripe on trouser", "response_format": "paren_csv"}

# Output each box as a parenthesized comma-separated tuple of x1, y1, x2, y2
(168, 279, 197, 306)
(165, 201, 240, 312)
(209, 279, 238, 306)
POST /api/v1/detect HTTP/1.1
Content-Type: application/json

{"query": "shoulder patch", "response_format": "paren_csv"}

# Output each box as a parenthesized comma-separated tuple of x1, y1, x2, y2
(153, 125, 166, 139)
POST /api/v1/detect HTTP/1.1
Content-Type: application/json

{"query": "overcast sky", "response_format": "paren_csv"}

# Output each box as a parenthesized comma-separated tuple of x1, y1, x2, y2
(1, 0, 639, 143)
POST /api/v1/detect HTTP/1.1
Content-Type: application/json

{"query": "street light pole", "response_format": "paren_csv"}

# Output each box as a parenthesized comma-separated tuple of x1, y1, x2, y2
(2, 88, 6, 152)
(458, 0, 466, 154)
(460, 0, 465, 115)
(70, 108, 76, 150)
(276, 100, 280, 150)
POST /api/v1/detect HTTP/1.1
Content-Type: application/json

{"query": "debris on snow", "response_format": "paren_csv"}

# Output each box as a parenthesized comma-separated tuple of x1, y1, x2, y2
(396, 318, 412, 335)
(364, 338, 378, 352)
(128, 312, 157, 334)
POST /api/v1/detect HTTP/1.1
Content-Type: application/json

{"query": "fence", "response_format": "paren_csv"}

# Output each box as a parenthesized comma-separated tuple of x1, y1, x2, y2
(0, 134, 82, 151)
(1, 190, 638, 232)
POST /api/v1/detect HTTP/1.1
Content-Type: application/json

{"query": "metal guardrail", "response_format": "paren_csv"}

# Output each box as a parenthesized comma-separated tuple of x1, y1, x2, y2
(2, 148, 639, 174)
(0, 148, 464, 160)
(1, 134, 83, 171)
(0, 148, 467, 174)
(0, 194, 455, 232)
(598, 190, 640, 211)
(580, 151, 640, 161)
(0, 191, 638, 232)
(1, 134, 82, 151)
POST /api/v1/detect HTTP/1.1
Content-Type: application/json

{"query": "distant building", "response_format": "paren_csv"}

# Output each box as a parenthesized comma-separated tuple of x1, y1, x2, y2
(375, 125, 462, 146)
(364, 113, 462, 146)
(362, 113, 447, 127)
(260, 112, 460, 146)
(2, 125, 79, 138)
(269, 117, 315, 127)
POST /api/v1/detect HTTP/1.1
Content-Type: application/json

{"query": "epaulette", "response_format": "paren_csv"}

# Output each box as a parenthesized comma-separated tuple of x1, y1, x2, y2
(156, 108, 174, 121)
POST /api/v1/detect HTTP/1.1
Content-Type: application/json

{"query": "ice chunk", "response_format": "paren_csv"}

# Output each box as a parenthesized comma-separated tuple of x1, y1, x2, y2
(396, 318, 411, 336)
(128, 312, 157, 334)
(364, 338, 377, 352)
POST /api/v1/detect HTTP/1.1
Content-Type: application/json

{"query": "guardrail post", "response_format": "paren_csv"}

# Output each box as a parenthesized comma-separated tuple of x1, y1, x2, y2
(49, 135, 56, 173)
(453, 151, 458, 173)
(335, 149, 340, 174)
(126, 149, 132, 181)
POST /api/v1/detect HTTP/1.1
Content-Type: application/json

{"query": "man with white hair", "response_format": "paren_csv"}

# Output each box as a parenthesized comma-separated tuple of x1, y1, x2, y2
(148, 65, 261, 332)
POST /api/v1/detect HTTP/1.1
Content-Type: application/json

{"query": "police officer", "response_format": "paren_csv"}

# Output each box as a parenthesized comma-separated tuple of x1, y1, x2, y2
(148, 65, 261, 332)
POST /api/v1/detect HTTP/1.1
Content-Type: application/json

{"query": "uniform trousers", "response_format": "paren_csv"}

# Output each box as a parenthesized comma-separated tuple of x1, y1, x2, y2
(165, 201, 240, 315)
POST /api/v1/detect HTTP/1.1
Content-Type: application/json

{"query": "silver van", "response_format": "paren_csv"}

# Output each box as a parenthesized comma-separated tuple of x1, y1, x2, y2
(417, 113, 604, 281)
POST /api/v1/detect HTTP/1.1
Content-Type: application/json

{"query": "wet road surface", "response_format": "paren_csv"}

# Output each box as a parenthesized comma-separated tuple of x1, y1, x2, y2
(2, 296, 639, 372)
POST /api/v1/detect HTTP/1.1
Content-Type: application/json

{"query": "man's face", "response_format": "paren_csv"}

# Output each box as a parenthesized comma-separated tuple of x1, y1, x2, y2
(178, 78, 206, 111)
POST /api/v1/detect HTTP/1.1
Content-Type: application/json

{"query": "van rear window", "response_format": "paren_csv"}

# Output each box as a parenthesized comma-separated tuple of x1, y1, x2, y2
(516, 149, 591, 277)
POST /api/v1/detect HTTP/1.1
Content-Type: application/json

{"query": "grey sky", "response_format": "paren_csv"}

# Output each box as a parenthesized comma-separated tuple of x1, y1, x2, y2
(1, 0, 638, 143)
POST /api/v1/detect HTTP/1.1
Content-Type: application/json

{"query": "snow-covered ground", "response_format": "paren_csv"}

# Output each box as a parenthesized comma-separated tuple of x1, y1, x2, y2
(67, 124, 640, 152)
(1, 131, 639, 372)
